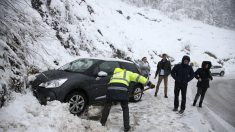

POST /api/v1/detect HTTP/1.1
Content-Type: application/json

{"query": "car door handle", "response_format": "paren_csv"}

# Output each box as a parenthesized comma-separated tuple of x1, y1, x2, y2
(96, 77, 101, 80)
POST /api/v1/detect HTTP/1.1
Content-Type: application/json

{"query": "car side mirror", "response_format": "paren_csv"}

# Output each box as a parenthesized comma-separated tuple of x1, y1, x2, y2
(98, 71, 108, 77)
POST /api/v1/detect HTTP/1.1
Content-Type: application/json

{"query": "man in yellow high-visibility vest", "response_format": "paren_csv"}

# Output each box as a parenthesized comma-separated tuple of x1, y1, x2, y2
(100, 68, 155, 132)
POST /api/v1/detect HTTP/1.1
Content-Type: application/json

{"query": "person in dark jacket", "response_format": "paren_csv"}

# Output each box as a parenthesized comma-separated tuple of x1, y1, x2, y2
(154, 53, 171, 98)
(193, 61, 213, 107)
(100, 68, 155, 132)
(171, 56, 194, 114)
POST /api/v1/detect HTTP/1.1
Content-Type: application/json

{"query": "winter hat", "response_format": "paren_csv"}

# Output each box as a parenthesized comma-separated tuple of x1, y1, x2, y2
(202, 61, 212, 69)
(182, 55, 190, 63)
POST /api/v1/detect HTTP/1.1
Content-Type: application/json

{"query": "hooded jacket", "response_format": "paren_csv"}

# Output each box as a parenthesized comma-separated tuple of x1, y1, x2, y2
(171, 56, 194, 84)
(139, 61, 150, 76)
(195, 61, 213, 88)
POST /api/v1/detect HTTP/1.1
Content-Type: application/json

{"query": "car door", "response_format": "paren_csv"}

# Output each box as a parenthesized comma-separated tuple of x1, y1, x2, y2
(211, 66, 216, 74)
(217, 66, 222, 73)
(214, 66, 220, 73)
(90, 61, 120, 101)
(210, 66, 219, 74)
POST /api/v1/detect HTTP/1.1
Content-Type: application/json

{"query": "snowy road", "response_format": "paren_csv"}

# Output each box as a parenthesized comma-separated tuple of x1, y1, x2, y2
(95, 75, 235, 132)
(89, 76, 214, 132)
(203, 76, 235, 129)
(206, 78, 235, 127)
(190, 74, 235, 132)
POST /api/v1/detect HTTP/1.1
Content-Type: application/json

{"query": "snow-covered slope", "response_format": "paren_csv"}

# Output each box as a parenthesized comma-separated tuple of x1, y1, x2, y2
(122, 0, 235, 29)
(0, 0, 235, 131)
(1, 0, 235, 94)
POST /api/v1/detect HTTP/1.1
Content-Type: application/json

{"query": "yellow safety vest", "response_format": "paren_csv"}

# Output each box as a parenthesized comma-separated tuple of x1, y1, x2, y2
(109, 68, 148, 87)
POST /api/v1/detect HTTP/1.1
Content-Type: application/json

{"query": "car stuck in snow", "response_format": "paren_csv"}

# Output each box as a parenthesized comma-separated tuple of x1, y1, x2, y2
(32, 58, 145, 115)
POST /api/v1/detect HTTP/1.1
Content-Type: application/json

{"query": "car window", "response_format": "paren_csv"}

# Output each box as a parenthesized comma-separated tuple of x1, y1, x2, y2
(59, 59, 98, 72)
(213, 66, 221, 69)
(120, 62, 139, 73)
(99, 61, 120, 75)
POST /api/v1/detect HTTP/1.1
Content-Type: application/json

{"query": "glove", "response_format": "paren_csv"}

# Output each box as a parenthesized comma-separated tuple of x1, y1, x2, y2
(147, 81, 155, 88)
(150, 84, 155, 88)
(198, 78, 202, 81)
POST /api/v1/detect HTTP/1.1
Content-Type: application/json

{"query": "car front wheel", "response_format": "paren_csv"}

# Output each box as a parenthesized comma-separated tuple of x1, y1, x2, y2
(220, 71, 225, 76)
(130, 86, 143, 102)
(65, 92, 88, 115)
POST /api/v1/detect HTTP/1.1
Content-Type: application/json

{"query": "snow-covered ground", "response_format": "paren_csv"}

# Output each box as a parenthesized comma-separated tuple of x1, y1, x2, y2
(197, 73, 235, 131)
(86, 0, 235, 70)
(105, 75, 214, 132)
(1, 73, 235, 132)
(0, 90, 106, 132)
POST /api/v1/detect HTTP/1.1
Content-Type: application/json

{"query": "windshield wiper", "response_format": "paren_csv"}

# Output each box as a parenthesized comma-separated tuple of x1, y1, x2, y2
(63, 69, 74, 72)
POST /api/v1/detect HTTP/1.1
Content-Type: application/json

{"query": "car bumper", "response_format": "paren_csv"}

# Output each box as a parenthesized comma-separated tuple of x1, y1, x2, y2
(33, 87, 57, 105)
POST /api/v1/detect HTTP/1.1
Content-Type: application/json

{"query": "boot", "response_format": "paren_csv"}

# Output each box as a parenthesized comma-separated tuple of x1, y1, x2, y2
(154, 93, 157, 97)
(164, 95, 168, 98)
(193, 100, 196, 106)
(100, 121, 105, 126)
(179, 109, 184, 114)
(199, 103, 202, 108)
(173, 108, 178, 111)
(124, 126, 131, 132)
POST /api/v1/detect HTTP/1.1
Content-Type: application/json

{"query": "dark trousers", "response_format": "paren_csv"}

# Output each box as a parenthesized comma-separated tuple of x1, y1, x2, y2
(174, 82, 187, 110)
(194, 87, 208, 105)
(100, 100, 129, 129)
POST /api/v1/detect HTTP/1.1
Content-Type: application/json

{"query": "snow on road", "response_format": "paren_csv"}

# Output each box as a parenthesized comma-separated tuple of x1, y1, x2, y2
(0, 76, 213, 132)
(104, 76, 213, 132)
(207, 78, 235, 127)
(195, 73, 235, 132)
(1, 73, 235, 132)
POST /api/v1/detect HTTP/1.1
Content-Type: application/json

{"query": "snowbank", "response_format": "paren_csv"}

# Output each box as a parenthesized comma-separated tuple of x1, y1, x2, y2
(0, 91, 106, 132)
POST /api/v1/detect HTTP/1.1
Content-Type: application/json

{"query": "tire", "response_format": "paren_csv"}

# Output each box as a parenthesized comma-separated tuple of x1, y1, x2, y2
(220, 71, 225, 76)
(65, 92, 88, 115)
(130, 86, 143, 102)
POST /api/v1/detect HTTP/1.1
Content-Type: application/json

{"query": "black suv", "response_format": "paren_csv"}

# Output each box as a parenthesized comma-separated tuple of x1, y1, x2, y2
(32, 58, 145, 115)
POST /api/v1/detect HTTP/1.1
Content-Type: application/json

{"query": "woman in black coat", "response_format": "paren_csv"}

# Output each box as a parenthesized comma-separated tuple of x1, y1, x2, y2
(193, 61, 213, 107)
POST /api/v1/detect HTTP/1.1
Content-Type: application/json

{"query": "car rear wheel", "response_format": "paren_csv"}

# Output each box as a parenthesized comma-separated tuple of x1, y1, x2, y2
(220, 71, 225, 76)
(65, 92, 87, 115)
(130, 86, 143, 102)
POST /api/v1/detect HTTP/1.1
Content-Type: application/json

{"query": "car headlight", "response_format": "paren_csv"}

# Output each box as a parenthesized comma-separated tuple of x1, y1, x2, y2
(39, 78, 67, 88)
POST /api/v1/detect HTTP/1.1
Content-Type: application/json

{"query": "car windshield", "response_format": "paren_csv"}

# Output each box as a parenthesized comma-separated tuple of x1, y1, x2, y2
(59, 59, 98, 72)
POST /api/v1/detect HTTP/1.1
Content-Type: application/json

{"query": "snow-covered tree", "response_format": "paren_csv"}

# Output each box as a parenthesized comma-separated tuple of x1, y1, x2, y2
(122, 0, 235, 29)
